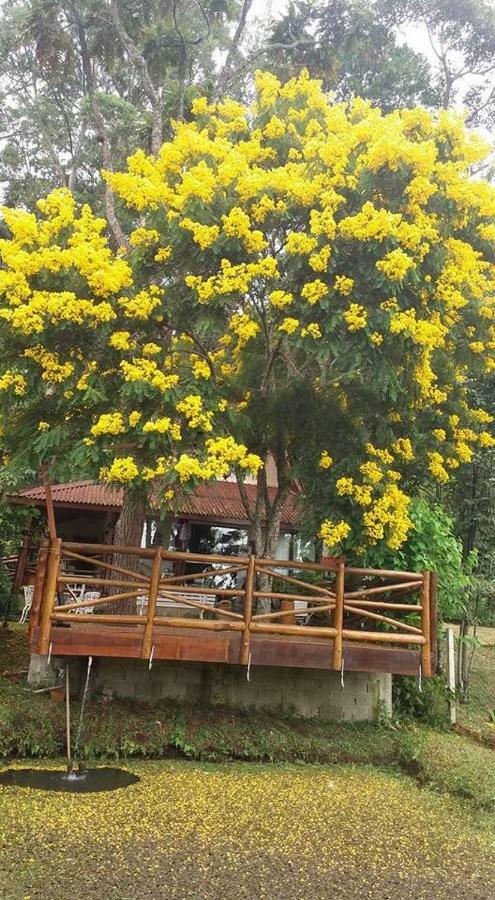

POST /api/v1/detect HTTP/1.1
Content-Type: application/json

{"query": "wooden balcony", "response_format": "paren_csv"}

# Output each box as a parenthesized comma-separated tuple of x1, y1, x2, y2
(28, 540, 437, 677)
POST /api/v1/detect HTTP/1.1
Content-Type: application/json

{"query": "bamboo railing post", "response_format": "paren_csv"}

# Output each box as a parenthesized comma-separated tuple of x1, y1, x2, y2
(39, 537, 61, 655)
(27, 541, 49, 643)
(332, 560, 345, 671)
(420, 571, 432, 677)
(240, 555, 255, 666)
(141, 546, 162, 659)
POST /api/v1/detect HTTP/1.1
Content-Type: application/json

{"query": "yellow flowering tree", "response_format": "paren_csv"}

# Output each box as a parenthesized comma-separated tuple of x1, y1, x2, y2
(0, 190, 262, 546)
(1, 70, 495, 562)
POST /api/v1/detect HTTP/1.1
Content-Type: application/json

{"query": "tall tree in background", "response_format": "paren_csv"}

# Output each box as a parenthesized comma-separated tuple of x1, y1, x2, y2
(266, 0, 495, 126)
(265, 0, 438, 111)
(388, 0, 495, 127)
(0, 0, 253, 218)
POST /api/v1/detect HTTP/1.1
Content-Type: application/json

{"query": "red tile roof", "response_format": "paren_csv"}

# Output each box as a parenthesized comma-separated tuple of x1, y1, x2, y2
(14, 480, 123, 510)
(12, 479, 301, 529)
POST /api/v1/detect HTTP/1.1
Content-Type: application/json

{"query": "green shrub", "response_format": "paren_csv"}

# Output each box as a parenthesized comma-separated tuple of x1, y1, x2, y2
(393, 674, 450, 726)
(357, 498, 469, 621)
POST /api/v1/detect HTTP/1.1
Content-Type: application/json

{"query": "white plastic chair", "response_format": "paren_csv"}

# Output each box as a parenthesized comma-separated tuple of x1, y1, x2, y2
(66, 583, 86, 603)
(74, 590, 100, 614)
(19, 585, 34, 624)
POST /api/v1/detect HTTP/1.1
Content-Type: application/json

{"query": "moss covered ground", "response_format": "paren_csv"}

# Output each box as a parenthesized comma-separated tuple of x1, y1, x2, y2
(1, 759, 494, 899)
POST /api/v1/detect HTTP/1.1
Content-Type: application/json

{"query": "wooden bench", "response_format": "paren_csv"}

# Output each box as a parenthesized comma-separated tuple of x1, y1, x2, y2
(137, 593, 216, 618)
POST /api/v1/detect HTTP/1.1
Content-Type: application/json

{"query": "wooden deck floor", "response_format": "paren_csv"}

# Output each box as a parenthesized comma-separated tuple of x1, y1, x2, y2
(32, 622, 428, 675)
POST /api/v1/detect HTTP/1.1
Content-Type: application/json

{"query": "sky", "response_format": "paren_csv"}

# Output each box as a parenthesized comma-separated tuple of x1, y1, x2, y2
(251, 0, 289, 19)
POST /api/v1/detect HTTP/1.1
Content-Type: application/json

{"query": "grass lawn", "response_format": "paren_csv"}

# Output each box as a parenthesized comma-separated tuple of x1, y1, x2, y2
(1, 759, 495, 900)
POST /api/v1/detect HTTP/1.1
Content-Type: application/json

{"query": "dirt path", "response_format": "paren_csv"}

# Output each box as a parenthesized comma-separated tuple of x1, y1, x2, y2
(1, 761, 494, 899)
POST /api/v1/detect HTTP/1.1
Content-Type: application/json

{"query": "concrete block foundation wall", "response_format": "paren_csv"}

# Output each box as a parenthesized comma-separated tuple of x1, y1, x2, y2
(92, 659, 392, 722)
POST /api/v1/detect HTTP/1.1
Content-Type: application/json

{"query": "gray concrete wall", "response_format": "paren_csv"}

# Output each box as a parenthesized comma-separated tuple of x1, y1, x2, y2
(94, 658, 392, 722)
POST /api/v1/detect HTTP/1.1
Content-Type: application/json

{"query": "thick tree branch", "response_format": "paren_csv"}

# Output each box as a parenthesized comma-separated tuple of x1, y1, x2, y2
(69, 0, 129, 249)
(68, 118, 88, 192)
(214, 0, 254, 99)
(110, 0, 162, 156)
(236, 474, 253, 522)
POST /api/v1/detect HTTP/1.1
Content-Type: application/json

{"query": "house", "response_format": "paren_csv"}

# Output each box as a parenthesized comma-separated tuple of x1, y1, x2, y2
(11, 478, 303, 582)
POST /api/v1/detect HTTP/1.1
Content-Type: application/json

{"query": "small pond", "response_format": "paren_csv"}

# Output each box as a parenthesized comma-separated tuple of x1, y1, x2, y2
(0, 767, 140, 793)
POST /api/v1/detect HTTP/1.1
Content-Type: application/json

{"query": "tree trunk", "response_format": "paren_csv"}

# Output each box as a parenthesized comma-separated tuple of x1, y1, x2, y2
(108, 491, 146, 615)
(251, 464, 291, 614)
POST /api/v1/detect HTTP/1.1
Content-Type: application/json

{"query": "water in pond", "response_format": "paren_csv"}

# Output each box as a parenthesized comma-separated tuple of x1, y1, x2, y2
(0, 767, 140, 793)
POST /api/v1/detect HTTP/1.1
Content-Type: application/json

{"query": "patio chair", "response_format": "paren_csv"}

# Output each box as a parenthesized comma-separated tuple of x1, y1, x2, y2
(19, 585, 34, 624)
(65, 583, 86, 603)
(74, 590, 100, 614)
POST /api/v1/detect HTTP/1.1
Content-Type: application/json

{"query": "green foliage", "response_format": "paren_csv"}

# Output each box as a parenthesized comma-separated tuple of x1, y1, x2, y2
(393, 674, 450, 726)
(269, 0, 495, 128)
(0, 503, 40, 556)
(0, 571, 14, 621)
(356, 498, 470, 620)
(0, 505, 40, 620)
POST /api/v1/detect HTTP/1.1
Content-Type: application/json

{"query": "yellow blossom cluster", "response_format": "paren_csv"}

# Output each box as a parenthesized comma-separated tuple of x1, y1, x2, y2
(176, 394, 213, 432)
(279, 317, 299, 334)
(300, 323, 322, 339)
(91, 412, 126, 437)
(0, 370, 27, 395)
(190, 355, 212, 379)
(222, 207, 266, 253)
(101, 456, 139, 483)
(343, 304, 367, 332)
(362, 483, 412, 549)
(118, 286, 162, 319)
(269, 290, 293, 309)
(129, 227, 160, 247)
(120, 358, 179, 393)
(228, 312, 260, 350)
(109, 331, 132, 351)
(318, 519, 351, 549)
(334, 276, 354, 295)
(428, 451, 450, 483)
(180, 218, 220, 250)
(24, 347, 74, 383)
(376, 248, 415, 281)
(173, 438, 262, 483)
(301, 280, 328, 305)
(142, 417, 182, 440)
(185, 257, 278, 304)
(319, 451, 333, 469)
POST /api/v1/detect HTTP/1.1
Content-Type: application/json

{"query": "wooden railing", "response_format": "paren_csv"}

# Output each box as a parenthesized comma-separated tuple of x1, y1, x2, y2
(30, 540, 436, 676)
